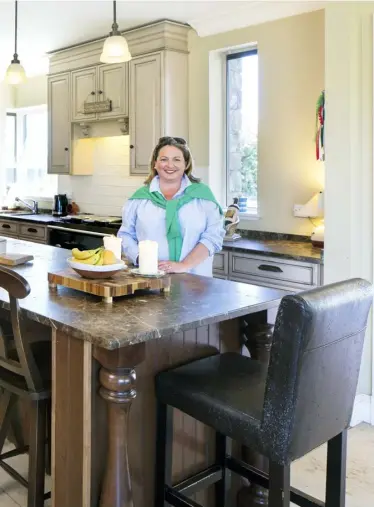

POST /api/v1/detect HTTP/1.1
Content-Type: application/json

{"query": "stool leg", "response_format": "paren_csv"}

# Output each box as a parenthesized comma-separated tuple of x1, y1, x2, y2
(154, 400, 173, 507)
(268, 462, 290, 507)
(215, 432, 231, 507)
(28, 399, 47, 507)
(0, 392, 17, 453)
(325, 430, 347, 507)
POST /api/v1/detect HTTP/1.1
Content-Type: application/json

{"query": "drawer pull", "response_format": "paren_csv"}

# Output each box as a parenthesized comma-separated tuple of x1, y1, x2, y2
(2, 224, 10, 229)
(27, 228, 37, 233)
(257, 264, 283, 273)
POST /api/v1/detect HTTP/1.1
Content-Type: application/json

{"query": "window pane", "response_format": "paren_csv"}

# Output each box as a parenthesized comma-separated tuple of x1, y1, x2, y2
(226, 51, 258, 212)
(17, 106, 57, 198)
(5, 113, 16, 189)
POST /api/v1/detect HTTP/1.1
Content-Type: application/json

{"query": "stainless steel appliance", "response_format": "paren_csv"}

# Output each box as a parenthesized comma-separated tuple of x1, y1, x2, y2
(52, 194, 68, 217)
(48, 214, 122, 250)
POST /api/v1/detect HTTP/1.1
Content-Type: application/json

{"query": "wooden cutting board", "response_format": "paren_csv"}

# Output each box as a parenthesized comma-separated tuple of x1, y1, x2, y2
(0, 254, 34, 266)
(48, 268, 171, 303)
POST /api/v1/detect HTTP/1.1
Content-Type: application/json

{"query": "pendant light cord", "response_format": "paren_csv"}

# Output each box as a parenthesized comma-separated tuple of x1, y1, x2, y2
(111, 0, 120, 35)
(13, 0, 19, 62)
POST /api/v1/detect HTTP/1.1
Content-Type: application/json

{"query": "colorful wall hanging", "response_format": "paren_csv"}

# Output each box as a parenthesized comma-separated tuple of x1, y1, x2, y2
(315, 90, 325, 161)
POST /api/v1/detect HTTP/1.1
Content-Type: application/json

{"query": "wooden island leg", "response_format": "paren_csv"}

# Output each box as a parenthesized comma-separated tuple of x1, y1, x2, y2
(94, 344, 145, 507)
(237, 312, 274, 507)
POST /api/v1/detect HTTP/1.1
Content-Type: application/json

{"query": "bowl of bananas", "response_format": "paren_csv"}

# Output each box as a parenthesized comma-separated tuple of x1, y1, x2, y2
(68, 247, 126, 279)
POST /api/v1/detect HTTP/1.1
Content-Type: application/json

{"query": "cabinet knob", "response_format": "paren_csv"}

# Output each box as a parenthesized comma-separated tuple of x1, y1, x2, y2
(130, 145, 134, 149)
(98, 90, 103, 95)
(91, 91, 95, 95)
(64, 147, 69, 151)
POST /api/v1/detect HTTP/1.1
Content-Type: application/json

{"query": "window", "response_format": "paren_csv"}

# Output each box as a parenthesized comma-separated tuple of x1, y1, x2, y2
(226, 49, 258, 214)
(4, 106, 57, 199)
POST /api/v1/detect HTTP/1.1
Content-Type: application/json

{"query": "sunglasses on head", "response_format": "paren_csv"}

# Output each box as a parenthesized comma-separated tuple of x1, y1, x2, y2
(158, 136, 187, 145)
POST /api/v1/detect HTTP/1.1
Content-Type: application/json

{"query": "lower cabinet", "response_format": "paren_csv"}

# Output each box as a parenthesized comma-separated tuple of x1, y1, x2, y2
(0, 221, 48, 244)
(214, 250, 323, 292)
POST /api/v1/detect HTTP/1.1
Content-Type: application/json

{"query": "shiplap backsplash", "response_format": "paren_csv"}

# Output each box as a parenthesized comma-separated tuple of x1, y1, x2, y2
(58, 136, 144, 217)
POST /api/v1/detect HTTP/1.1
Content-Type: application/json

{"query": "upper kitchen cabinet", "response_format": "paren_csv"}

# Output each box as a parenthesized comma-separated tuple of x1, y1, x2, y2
(129, 54, 161, 174)
(48, 73, 71, 175)
(47, 20, 190, 175)
(71, 63, 128, 122)
(129, 49, 188, 175)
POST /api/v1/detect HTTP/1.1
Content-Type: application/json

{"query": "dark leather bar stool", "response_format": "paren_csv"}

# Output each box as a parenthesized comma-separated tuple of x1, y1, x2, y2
(154, 278, 373, 507)
(0, 266, 51, 507)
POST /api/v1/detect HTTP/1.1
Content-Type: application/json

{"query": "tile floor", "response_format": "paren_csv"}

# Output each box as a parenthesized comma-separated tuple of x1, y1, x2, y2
(0, 424, 373, 506)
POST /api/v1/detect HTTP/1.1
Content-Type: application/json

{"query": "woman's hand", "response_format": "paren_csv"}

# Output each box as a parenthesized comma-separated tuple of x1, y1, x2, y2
(158, 260, 187, 274)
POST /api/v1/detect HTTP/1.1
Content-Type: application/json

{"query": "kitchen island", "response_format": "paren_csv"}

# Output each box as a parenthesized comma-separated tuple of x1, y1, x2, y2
(0, 238, 287, 507)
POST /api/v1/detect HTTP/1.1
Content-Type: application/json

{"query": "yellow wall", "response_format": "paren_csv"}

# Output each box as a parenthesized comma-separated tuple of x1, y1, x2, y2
(188, 10, 325, 235)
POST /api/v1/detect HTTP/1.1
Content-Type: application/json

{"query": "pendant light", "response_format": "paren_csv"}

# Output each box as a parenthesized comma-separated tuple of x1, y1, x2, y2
(5, 0, 26, 85)
(100, 0, 131, 64)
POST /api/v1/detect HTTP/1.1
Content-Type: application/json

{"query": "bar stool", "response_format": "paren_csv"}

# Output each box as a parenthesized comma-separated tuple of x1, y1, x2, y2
(0, 266, 51, 507)
(154, 278, 373, 507)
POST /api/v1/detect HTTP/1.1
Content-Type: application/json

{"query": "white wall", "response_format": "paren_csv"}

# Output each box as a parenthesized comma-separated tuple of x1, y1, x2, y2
(0, 83, 15, 204)
(324, 1, 374, 396)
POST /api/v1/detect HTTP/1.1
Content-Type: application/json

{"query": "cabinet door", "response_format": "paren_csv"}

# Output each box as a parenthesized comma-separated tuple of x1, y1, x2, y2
(129, 54, 162, 174)
(97, 63, 128, 119)
(71, 67, 97, 121)
(48, 73, 71, 175)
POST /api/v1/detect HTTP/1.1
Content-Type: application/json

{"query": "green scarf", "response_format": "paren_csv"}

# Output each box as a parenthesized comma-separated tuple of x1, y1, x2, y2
(129, 181, 223, 262)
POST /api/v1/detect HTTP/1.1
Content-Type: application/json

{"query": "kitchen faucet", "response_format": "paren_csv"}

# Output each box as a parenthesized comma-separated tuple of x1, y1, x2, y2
(15, 197, 39, 214)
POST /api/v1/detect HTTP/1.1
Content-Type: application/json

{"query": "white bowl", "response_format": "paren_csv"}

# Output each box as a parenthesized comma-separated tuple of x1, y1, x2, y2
(67, 258, 126, 279)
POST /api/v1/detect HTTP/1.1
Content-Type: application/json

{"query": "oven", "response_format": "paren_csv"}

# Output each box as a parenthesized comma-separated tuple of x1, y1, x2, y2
(48, 225, 110, 250)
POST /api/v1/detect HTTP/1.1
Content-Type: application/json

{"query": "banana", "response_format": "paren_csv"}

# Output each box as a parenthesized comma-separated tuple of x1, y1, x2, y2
(95, 250, 104, 266)
(74, 252, 102, 265)
(72, 247, 103, 260)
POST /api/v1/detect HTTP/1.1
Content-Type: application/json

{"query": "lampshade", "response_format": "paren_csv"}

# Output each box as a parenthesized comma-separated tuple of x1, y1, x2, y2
(100, 35, 131, 63)
(5, 61, 26, 85)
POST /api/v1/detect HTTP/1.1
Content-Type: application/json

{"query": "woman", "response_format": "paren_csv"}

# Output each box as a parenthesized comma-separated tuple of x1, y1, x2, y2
(117, 136, 224, 276)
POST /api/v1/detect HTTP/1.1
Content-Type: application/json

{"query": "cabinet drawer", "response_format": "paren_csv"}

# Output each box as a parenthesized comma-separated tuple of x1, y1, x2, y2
(0, 221, 18, 235)
(19, 224, 46, 240)
(230, 252, 318, 287)
(213, 251, 228, 275)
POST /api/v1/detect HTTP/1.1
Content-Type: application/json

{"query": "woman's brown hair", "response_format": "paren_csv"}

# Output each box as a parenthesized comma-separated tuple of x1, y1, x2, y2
(144, 136, 200, 185)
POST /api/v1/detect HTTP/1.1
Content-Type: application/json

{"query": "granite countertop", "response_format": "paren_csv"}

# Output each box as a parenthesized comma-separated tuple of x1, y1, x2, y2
(223, 238, 323, 264)
(0, 213, 323, 264)
(0, 239, 286, 350)
(0, 212, 62, 224)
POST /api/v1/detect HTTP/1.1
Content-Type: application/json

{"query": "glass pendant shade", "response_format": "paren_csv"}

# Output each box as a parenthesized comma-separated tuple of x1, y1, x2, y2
(5, 60, 26, 84)
(5, 1, 26, 85)
(100, 35, 131, 63)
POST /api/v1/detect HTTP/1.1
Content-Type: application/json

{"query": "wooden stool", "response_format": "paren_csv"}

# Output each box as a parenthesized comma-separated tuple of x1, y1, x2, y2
(154, 278, 373, 507)
(0, 266, 51, 507)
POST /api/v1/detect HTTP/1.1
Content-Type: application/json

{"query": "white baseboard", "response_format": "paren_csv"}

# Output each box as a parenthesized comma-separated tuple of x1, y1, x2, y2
(350, 394, 373, 426)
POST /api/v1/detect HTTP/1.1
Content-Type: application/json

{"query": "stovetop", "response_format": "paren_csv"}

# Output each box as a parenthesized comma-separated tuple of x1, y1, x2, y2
(60, 214, 122, 226)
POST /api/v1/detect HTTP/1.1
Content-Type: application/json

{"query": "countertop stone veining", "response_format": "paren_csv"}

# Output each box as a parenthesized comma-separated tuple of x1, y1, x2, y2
(0, 238, 286, 350)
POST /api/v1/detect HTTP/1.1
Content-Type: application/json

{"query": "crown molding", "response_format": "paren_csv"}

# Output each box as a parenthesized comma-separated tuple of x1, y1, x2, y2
(188, 1, 325, 38)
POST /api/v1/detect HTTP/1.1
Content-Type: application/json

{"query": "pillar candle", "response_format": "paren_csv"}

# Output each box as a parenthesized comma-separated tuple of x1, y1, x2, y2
(138, 240, 158, 274)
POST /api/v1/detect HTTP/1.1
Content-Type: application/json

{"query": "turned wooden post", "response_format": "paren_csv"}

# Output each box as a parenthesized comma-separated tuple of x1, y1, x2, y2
(94, 343, 145, 507)
(237, 312, 274, 507)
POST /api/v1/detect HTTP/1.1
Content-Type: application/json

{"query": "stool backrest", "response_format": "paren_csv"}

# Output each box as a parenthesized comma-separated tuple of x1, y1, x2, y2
(261, 278, 373, 464)
(0, 266, 43, 391)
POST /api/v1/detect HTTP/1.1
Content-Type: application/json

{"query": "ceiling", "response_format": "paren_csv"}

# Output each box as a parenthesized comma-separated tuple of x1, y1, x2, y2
(0, 0, 324, 75)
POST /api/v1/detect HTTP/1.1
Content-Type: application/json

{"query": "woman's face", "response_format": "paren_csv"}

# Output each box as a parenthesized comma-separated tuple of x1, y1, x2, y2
(155, 145, 186, 184)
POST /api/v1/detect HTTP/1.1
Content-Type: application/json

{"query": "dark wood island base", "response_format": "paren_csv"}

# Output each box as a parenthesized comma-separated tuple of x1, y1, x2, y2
(52, 315, 276, 507)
